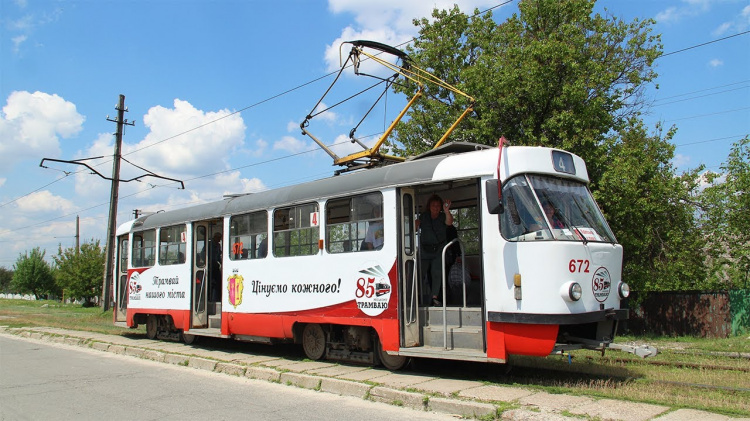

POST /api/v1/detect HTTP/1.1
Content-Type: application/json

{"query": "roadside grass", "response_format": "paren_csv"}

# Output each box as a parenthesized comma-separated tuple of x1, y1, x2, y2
(0, 298, 142, 336)
(505, 336, 750, 417)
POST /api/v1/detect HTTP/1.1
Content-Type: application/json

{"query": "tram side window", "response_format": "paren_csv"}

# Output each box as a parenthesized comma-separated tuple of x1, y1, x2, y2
(229, 211, 268, 260)
(119, 238, 129, 273)
(131, 230, 156, 267)
(451, 206, 480, 255)
(158, 225, 186, 265)
(273, 203, 319, 257)
(326, 192, 383, 253)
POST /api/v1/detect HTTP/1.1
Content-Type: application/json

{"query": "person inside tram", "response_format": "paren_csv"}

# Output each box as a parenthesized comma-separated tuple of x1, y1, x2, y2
(542, 201, 565, 229)
(209, 232, 222, 302)
(417, 194, 454, 306)
(362, 206, 384, 250)
(258, 237, 268, 258)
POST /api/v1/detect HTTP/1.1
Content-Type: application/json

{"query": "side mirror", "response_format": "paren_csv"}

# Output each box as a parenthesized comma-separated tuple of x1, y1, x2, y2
(485, 179, 504, 214)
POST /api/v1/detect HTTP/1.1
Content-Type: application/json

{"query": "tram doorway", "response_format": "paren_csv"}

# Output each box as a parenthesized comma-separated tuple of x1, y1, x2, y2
(398, 188, 420, 347)
(192, 220, 223, 329)
(114, 234, 129, 323)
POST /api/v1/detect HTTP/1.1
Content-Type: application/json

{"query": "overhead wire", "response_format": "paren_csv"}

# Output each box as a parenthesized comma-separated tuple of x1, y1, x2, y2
(2, 2, 748, 244)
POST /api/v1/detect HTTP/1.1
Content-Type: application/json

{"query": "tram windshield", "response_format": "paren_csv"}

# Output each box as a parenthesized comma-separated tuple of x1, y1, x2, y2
(500, 174, 616, 243)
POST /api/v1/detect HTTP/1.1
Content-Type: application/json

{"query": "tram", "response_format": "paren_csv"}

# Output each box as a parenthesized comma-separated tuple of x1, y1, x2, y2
(112, 141, 630, 369)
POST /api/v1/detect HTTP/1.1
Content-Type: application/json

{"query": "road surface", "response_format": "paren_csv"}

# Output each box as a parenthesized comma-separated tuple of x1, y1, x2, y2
(0, 335, 456, 421)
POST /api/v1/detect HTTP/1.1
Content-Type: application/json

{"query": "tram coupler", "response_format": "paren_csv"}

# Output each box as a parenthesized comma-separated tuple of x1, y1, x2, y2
(607, 343, 658, 358)
(556, 335, 658, 358)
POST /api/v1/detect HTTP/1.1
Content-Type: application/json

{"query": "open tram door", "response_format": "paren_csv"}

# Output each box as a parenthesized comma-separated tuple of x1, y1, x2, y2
(192, 223, 209, 328)
(114, 234, 129, 323)
(192, 220, 223, 330)
(398, 188, 421, 347)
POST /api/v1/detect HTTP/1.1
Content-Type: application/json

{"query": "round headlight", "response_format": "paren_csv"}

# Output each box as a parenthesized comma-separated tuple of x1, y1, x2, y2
(569, 282, 582, 301)
(618, 282, 630, 299)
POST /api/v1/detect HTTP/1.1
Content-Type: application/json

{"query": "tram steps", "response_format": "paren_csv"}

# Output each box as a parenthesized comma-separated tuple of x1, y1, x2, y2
(206, 302, 222, 329)
(422, 325, 483, 350)
(425, 306, 482, 327)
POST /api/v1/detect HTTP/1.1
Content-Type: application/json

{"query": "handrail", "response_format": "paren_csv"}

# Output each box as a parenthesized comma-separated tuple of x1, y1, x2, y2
(440, 238, 465, 349)
(406, 254, 419, 325)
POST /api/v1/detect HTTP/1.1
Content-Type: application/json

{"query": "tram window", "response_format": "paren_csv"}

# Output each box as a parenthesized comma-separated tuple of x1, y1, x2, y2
(131, 229, 156, 268)
(158, 225, 187, 265)
(325, 192, 383, 253)
(499, 176, 550, 241)
(451, 206, 480, 255)
(273, 203, 320, 257)
(229, 211, 268, 260)
(119, 238, 129, 273)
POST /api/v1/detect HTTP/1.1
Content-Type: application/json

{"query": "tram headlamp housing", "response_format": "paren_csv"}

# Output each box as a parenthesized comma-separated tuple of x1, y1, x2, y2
(618, 282, 630, 299)
(560, 281, 582, 302)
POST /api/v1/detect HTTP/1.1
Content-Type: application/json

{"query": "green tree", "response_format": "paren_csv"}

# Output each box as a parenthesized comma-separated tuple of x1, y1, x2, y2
(394, 0, 661, 184)
(699, 136, 750, 289)
(595, 121, 706, 291)
(0, 267, 13, 293)
(11, 248, 58, 299)
(53, 240, 106, 304)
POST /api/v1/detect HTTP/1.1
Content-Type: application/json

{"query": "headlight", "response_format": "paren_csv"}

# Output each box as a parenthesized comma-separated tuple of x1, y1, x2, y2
(618, 282, 630, 299)
(569, 282, 582, 301)
(560, 281, 582, 302)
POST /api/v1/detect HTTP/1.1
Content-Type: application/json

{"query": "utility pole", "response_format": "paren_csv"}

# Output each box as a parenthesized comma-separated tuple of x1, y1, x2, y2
(40, 94, 184, 310)
(75, 215, 80, 255)
(101, 94, 134, 311)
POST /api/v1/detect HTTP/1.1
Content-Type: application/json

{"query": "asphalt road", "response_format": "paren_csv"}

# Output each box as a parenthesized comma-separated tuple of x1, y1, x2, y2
(0, 335, 455, 421)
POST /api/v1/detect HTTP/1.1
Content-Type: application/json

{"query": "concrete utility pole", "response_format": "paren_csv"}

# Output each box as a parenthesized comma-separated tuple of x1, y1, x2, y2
(101, 95, 134, 311)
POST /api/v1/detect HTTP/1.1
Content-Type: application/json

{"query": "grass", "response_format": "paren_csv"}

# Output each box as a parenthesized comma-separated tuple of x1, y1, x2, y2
(504, 337, 750, 417)
(0, 298, 142, 336)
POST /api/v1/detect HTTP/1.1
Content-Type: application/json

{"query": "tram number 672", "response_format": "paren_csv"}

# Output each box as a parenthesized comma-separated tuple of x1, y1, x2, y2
(569, 259, 590, 273)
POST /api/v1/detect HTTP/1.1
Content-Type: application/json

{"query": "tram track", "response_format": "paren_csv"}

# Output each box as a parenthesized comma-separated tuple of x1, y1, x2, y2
(583, 355, 750, 373)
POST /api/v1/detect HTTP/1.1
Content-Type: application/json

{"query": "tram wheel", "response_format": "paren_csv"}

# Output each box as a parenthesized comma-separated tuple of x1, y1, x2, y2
(302, 323, 326, 360)
(146, 315, 158, 340)
(376, 338, 408, 370)
(182, 332, 198, 345)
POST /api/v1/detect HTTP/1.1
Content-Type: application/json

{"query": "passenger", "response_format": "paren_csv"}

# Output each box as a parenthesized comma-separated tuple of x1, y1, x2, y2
(417, 194, 453, 306)
(257, 237, 268, 258)
(543, 201, 565, 229)
(342, 240, 352, 252)
(362, 207, 384, 250)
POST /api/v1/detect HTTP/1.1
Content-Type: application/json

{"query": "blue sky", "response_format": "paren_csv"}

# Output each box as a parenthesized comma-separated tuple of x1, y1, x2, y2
(1, 0, 748, 268)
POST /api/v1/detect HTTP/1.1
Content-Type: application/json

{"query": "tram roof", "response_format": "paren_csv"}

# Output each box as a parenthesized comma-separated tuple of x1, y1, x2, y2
(129, 143, 587, 231)
(131, 143, 477, 231)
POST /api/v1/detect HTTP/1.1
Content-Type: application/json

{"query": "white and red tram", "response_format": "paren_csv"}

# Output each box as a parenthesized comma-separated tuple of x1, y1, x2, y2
(112, 142, 630, 369)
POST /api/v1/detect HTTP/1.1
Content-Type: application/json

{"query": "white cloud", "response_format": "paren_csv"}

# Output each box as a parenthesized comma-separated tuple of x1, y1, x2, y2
(672, 153, 691, 168)
(15, 190, 75, 213)
(273, 135, 308, 153)
(698, 169, 726, 190)
(311, 101, 339, 124)
(214, 171, 267, 195)
(251, 139, 268, 157)
(324, 1, 499, 71)
(713, 4, 750, 36)
(0, 178, 5, 188)
(128, 99, 246, 177)
(11, 35, 27, 53)
(287, 120, 300, 132)
(708, 58, 724, 67)
(0, 91, 85, 173)
(655, 0, 711, 23)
